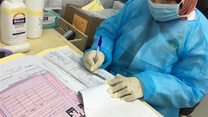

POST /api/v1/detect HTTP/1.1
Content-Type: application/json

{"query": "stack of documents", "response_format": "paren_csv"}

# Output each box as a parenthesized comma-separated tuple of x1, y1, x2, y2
(0, 46, 113, 117)
(0, 46, 163, 117)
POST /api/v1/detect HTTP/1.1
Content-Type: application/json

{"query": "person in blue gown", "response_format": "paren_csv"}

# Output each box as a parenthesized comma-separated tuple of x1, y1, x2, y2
(83, 0, 208, 116)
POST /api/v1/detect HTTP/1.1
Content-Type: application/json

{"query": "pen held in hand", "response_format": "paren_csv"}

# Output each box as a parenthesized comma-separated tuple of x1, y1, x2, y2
(94, 36, 102, 63)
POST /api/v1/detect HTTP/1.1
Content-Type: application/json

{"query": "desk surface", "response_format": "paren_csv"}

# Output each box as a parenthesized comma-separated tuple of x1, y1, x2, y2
(0, 29, 83, 56)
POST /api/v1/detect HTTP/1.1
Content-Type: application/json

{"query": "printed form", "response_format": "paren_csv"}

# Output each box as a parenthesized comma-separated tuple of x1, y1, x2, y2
(38, 47, 115, 93)
(0, 56, 49, 91)
(0, 47, 114, 93)
(0, 70, 84, 117)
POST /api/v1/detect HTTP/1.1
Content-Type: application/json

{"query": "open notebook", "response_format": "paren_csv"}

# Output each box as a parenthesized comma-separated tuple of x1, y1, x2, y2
(0, 46, 162, 117)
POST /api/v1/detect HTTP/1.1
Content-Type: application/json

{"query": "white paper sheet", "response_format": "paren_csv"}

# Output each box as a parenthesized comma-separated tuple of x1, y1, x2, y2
(79, 84, 161, 117)
(40, 47, 107, 89)
(0, 56, 49, 91)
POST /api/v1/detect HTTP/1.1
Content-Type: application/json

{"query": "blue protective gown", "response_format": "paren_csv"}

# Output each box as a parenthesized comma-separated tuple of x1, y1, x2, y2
(85, 0, 208, 116)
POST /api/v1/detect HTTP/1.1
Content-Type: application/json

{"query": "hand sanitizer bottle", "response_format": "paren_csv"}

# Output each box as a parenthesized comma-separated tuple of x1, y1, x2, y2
(1, 0, 27, 45)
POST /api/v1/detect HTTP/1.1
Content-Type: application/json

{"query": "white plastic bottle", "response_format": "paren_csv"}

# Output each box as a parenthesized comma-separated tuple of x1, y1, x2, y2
(1, 0, 27, 45)
(24, 0, 44, 39)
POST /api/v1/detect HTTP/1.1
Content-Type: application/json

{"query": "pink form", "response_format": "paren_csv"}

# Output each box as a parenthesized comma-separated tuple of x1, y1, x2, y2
(0, 72, 84, 117)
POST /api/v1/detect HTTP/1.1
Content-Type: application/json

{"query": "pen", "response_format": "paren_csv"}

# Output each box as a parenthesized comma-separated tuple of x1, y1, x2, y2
(94, 36, 102, 63)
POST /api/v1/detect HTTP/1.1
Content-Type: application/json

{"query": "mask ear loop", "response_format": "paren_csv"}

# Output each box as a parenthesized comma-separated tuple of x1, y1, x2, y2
(175, 0, 183, 8)
(177, 0, 189, 18)
(178, 0, 183, 9)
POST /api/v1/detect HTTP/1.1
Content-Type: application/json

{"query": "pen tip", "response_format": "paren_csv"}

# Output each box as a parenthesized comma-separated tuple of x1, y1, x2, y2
(98, 36, 102, 46)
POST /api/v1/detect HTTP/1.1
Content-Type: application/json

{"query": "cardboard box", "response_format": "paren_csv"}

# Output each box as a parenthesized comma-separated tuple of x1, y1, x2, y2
(55, 18, 88, 52)
(43, 10, 60, 29)
(64, 4, 105, 48)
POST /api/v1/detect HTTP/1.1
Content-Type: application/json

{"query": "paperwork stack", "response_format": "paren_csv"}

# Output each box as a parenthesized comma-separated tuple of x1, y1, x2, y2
(0, 46, 163, 117)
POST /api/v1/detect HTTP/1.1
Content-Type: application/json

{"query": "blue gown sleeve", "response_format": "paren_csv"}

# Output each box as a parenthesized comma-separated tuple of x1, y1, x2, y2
(84, 0, 144, 68)
(134, 28, 208, 108)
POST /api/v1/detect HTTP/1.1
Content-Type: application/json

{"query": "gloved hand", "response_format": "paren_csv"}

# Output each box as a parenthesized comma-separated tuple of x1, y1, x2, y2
(84, 50, 105, 74)
(105, 74, 143, 102)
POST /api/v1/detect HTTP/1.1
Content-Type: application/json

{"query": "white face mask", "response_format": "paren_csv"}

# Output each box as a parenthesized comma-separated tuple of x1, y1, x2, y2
(148, 0, 186, 21)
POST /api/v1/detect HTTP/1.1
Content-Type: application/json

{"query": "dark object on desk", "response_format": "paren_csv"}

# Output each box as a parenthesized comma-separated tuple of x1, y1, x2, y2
(196, 0, 208, 19)
(0, 52, 7, 59)
(179, 102, 200, 116)
(0, 48, 13, 59)
(63, 30, 76, 40)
